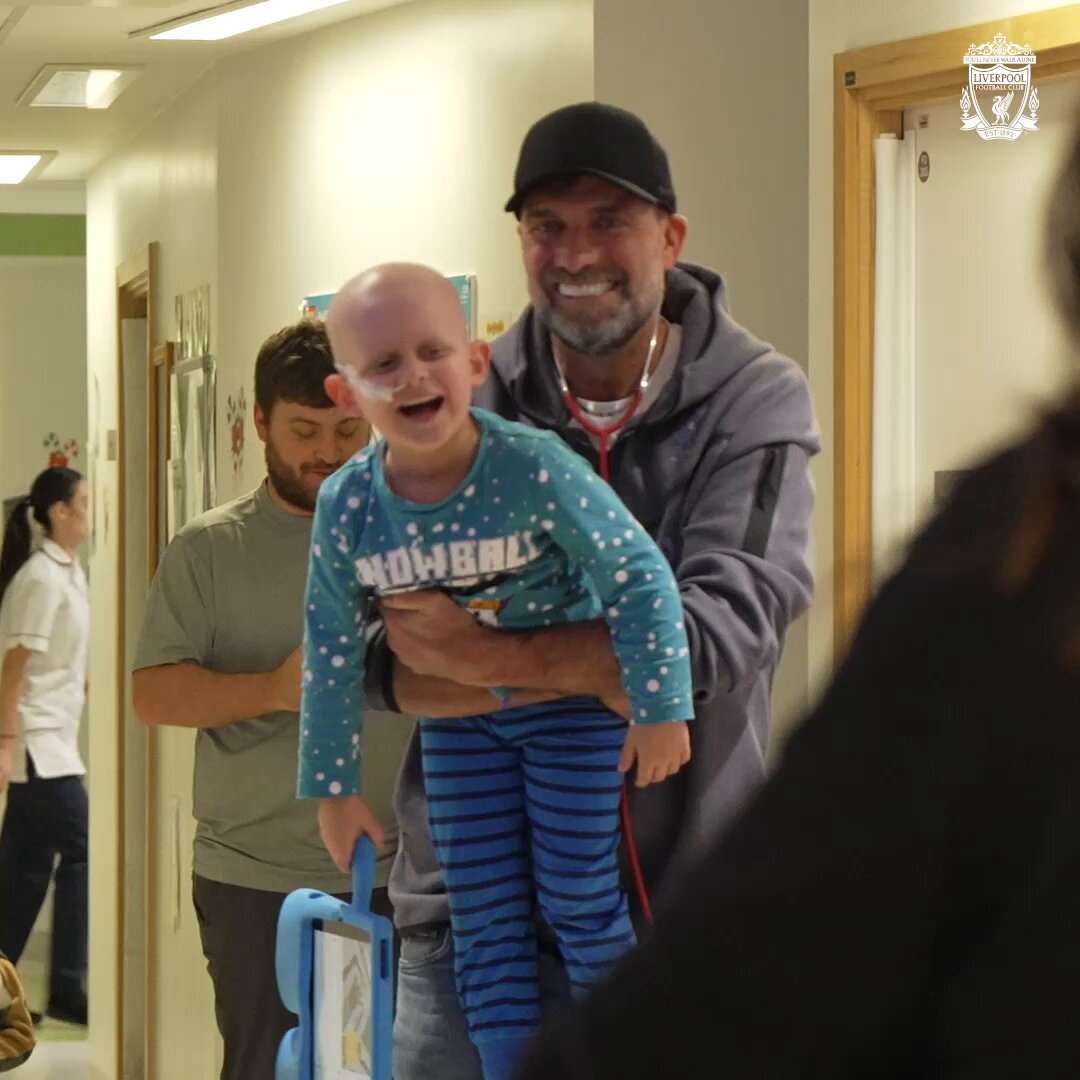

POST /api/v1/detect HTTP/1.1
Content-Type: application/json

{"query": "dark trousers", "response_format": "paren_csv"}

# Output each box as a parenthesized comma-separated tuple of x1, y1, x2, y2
(193, 874, 394, 1080)
(0, 758, 88, 1004)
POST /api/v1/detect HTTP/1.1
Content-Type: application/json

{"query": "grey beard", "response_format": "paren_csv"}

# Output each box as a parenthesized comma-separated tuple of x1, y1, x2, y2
(542, 304, 651, 356)
(538, 274, 664, 356)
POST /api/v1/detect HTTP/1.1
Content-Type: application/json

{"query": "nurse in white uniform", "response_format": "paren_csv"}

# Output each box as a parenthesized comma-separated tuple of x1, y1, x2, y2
(0, 466, 90, 1026)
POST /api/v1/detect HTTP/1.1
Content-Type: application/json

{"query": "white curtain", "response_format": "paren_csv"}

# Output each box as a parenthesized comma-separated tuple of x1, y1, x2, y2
(871, 133, 918, 584)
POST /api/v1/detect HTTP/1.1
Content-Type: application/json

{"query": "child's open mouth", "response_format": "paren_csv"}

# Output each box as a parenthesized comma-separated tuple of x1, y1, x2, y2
(398, 396, 444, 420)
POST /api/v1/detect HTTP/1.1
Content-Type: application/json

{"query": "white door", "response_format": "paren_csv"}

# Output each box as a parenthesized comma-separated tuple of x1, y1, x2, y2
(908, 79, 1080, 522)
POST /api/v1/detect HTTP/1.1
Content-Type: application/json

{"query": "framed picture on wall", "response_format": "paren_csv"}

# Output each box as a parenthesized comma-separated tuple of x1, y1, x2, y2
(447, 274, 477, 338)
(301, 292, 335, 321)
(168, 353, 217, 540)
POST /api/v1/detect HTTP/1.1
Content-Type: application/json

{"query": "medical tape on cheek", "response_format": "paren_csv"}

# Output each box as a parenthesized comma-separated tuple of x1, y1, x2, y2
(339, 366, 399, 404)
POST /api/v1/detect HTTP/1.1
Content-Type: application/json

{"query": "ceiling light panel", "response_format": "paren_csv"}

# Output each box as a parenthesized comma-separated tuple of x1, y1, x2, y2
(0, 153, 57, 185)
(18, 65, 143, 110)
(142, 0, 352, 41)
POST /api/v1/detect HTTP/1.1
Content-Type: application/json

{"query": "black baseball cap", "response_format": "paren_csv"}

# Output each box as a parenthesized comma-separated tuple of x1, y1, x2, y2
(505, 102, 677, 216)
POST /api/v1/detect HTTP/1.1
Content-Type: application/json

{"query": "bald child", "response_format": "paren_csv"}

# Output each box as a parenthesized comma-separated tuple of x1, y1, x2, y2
(298, 263, 692, 1080)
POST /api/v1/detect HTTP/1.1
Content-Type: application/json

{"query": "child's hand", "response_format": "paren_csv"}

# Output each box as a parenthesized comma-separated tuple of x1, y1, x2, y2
(618, 721, 691, 787)
(318, 795, 384, 874)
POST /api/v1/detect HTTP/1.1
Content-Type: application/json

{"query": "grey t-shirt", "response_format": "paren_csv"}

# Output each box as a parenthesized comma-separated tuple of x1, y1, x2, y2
(134, 482, 410, 893)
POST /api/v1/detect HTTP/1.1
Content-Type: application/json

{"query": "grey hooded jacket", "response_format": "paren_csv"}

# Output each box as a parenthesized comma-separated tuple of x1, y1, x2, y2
(377, 263, 821, 931)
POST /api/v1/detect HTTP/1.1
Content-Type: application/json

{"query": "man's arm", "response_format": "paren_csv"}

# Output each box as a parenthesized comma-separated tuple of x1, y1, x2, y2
(359, 603, 621, 718)
(474, 618, 622, 697)
(132, 524, 304, 730)
(378, 598, 623, 703)
(132, 649, 299, 729)
(391, 665, 501, 718)
(390, 659, 595, 718)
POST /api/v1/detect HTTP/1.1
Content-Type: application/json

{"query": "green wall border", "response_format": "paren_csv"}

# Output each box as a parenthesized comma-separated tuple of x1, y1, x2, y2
(0, 214, 85, 257)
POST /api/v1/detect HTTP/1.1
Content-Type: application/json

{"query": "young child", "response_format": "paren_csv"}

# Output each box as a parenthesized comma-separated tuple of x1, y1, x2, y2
(299, 263, 692, 1080)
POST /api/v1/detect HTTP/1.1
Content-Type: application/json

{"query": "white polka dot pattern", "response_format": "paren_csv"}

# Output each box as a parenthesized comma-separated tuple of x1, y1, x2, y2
(297, 410, 693, 800)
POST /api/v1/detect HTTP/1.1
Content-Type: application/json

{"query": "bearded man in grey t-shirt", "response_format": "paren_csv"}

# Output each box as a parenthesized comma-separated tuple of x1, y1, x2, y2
(132, 319, 410, 1080)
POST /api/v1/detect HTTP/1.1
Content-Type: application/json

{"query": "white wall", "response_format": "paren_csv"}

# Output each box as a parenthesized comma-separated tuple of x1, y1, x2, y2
(594, 0, 811, 750)
(85, 70, 219, 1080)
(216, 0, 593, 502)
(807, 0, 1080, 698)
(0, 186, 85, 215)
(0, 256, 87, 505)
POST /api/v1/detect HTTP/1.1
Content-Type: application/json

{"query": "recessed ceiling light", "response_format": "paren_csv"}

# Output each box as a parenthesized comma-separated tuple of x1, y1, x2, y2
(134, 0, 352, 42)
(18, 65, 143, 110)
(0, 152, 57, 185)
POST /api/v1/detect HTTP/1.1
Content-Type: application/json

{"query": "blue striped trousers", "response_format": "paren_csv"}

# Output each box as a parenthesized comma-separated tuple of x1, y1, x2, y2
(419, 698, 636, 1080)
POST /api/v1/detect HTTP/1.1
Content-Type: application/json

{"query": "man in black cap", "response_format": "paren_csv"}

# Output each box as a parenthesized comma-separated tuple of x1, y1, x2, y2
(365, 102, 820, 1079)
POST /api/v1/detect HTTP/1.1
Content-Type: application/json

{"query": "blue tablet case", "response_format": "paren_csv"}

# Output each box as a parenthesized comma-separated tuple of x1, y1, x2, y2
(276, 836, 394, 1079)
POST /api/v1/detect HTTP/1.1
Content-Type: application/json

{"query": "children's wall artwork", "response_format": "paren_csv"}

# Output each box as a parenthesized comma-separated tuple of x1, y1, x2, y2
(227, 388, 247, 478)
(43, 433, 79, 469)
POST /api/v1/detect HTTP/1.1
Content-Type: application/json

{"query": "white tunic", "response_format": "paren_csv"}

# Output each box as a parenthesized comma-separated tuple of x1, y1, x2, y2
(0, 539, 89, 782)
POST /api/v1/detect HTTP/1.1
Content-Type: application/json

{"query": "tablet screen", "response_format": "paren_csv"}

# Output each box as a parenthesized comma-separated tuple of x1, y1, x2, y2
(313, 920, 374, 1079)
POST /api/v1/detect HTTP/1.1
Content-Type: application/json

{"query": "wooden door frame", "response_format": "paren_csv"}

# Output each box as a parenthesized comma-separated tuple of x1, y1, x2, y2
(149, 340, 173, 576)
(145, 335, 173, 1080)
(833, 4, 1080, 654)
(115, 241, 159, 1079)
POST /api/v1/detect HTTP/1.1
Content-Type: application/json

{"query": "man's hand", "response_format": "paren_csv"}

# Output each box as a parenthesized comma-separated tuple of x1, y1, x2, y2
(380, 591, 499, 685)
(618, 721, 691, 787)
(382, 592, 631, 710)
(501, 688, 566, 711)
(270, 647, 303, 713)
(0, 742, 13, 794)
(318, 795, 385, 874)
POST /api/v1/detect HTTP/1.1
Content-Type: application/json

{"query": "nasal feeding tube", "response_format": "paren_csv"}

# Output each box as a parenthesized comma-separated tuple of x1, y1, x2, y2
(337, 355, 428, 404)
